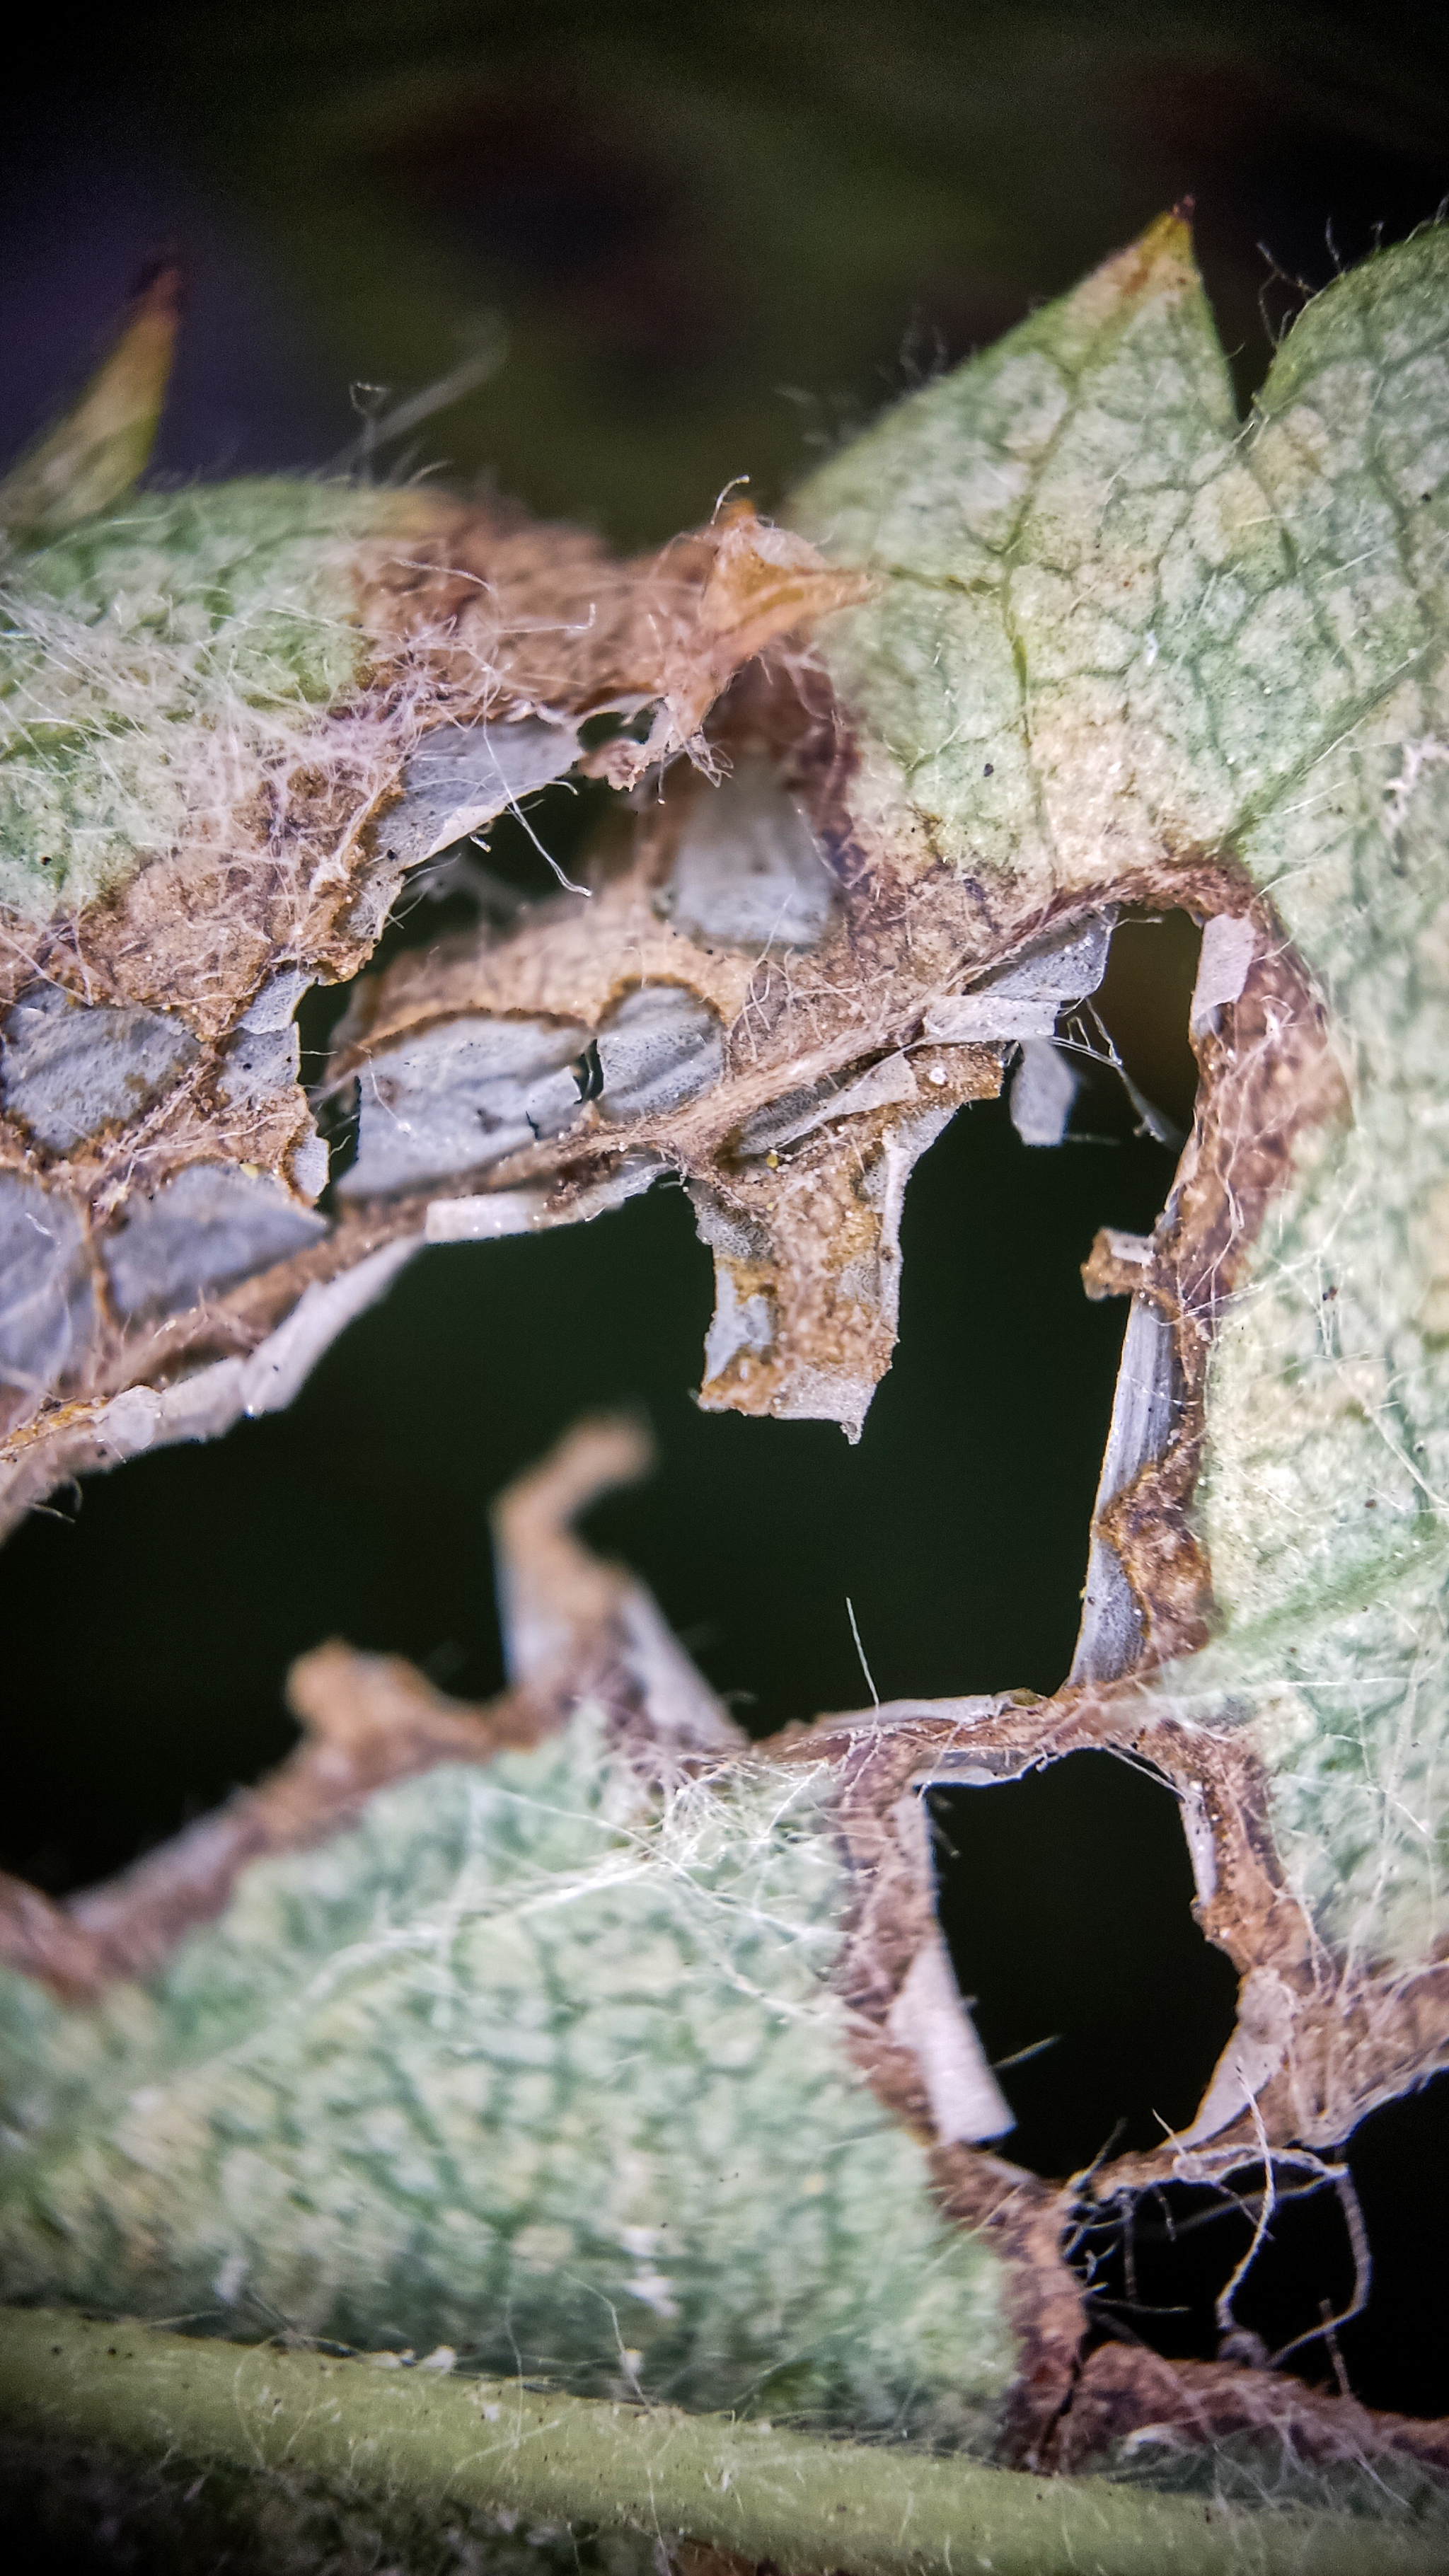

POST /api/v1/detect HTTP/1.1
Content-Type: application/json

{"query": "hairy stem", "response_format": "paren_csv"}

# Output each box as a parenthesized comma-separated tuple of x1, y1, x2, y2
(0, 2308, 1440, 2576)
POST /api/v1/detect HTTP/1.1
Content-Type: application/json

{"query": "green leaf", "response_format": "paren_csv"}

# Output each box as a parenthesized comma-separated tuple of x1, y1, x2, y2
(797, 219, 1449, 2021)
(0, 1714, 1009, 2440)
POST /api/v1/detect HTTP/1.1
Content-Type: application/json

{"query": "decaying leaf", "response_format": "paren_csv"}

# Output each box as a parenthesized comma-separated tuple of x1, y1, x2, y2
(2, 1423, 1449, 2526)
(0, 347, 869, 1491)
(0, 1424, 1019, 2455)
(0, 262, 182, 541)
(6, 207, 1449, 2520)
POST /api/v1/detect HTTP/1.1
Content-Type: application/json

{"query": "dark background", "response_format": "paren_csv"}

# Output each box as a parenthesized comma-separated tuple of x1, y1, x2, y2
(2, 0, 1448, 2411)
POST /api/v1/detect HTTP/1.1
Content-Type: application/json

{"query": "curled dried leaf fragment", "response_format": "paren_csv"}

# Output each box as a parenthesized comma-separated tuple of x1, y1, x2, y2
(0, 261, 180, 536)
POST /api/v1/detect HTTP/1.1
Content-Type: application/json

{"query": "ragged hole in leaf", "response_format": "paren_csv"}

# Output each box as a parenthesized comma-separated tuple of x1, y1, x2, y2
(1070, 2168, 1361, 2391)
(1069, 2069, 1449, 2418)
(0, 1097, 1176, 1895)
(295, 976, 356, 1095)
(380, 772, 617, 937)
(295, 776, 618, 1090)
(927, 1753, 1239, 2179)
(311, 1073, 362, 1195)
(1334, 2069, 1449, 2416)
(292, 775, 624, 1196)
(1053, 910, 1203, 1149)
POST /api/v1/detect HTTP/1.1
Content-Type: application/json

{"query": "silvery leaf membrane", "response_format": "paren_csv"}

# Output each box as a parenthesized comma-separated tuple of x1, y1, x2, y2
(341, 1017, 591, 1199)
(383, 717, 582, 867)
(0, 1171, 96, 1407)
(594, 986, 724, 1121)
(657, 756, 838, 949)
(102, 1164, 327, 1322)
(0, 985, 198, 1154)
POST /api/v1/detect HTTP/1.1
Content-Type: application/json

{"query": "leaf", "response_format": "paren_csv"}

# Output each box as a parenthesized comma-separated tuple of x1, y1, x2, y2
(0, 263, 181, 538)
(2, 1428, 1448, 2523)
(6, 216, 1449, 2514)
(785, 212, 1449, 2143)
(0, 475, 862, 1489)
(0, 1427, 1016, 2451)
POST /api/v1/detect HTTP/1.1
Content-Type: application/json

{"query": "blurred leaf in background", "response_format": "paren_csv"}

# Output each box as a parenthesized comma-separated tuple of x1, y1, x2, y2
(6, 3, 1449, 533)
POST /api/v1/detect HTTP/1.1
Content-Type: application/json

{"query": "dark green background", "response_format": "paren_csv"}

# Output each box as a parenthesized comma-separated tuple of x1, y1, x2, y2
(1, 5, 1446, 2324)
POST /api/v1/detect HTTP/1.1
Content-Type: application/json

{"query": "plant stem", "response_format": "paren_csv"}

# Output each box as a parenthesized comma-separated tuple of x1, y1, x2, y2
(0, 2307, 1441, 2576)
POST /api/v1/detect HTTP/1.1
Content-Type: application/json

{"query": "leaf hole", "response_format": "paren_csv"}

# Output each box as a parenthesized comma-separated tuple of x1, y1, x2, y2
(1056, 908, 1203, 1147)
(1068, 2068, 1449, 2417)
(927, 1751, 1239, 2179)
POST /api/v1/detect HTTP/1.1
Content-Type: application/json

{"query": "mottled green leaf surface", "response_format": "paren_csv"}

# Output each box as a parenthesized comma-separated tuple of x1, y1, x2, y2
(796, 219, 1449, 1989)
(0, 481, 418, 920)
(0, 1714, 1009, 2437)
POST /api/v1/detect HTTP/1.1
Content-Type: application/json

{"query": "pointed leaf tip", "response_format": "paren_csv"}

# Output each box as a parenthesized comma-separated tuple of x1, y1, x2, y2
(1034, 207, 1211, 370)
(0, 258, 182, 539)
(1108, 207, 1202, 296)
